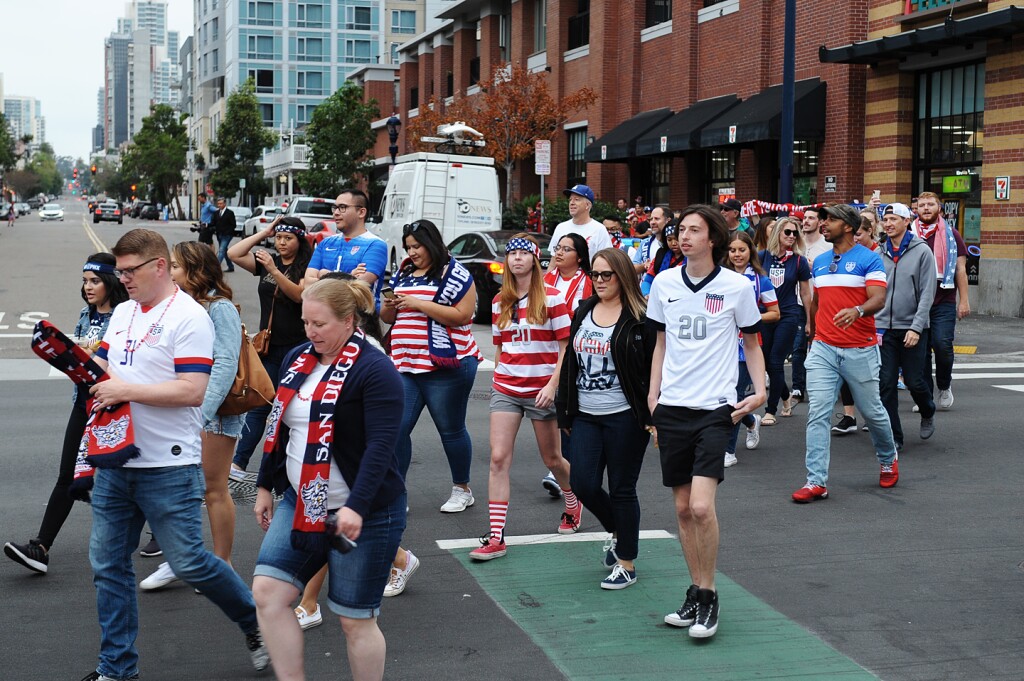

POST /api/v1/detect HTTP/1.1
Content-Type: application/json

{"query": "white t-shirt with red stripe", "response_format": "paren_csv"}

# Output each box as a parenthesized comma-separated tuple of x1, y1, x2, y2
(97, 290, 214, 467)
(387, 270, 483, 374)
(491, 287, 571, 398)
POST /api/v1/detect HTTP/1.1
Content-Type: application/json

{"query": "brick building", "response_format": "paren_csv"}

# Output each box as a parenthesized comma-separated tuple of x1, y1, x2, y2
(353, 0, 1023, 315)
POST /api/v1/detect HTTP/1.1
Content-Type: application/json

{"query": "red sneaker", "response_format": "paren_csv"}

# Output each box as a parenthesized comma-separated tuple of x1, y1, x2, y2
(469, 534, 506, 561)
(557, 507, 582, 534)
(791, 484, 828, 503)
(879, 459, 899, 488)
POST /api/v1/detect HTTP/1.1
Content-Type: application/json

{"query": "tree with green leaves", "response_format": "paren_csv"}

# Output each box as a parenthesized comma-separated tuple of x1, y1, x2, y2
(209, 79, 277, 205)
(121, 104, 189, 210)
(0, 113, 16, 172)
(27, 148, 62, 195)
(299, 82, 379, 197)
(93, 158, 135, 202)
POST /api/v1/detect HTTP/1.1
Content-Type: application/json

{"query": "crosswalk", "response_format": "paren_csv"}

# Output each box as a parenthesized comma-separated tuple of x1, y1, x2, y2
(950, 362, 1024, 394)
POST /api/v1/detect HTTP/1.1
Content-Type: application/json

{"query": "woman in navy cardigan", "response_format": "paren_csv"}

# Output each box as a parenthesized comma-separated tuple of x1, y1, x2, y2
(253, 278, 405, 681)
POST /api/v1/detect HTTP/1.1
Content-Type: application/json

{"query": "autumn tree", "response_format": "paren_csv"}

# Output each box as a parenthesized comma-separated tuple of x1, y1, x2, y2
(407, 64, 597, 202)
(210, 79, 278, 205)
(300, 82, 380, 197)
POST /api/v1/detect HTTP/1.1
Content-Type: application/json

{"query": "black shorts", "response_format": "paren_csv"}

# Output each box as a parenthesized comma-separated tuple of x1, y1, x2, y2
(197, 226, 214, 245)
(653, 404, 733, 487)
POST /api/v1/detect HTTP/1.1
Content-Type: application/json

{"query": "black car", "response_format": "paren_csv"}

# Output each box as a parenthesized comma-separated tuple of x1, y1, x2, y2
(93, 202, 124, 224)
(139, 205, 160, 220)
(130, 202, 153, 218)
(447, 230, 552, 324)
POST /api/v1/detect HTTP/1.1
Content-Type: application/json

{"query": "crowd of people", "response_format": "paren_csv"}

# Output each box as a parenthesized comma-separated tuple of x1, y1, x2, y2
(1, 180, 971, 678)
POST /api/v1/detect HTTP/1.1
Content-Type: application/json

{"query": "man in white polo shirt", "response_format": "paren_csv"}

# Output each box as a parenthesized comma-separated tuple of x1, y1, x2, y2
(84, 229, 267, 680)
(549, 184, 614, 270)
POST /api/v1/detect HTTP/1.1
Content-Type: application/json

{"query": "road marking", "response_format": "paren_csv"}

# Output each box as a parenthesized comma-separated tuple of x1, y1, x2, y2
(994, 385, 1024, 394)
(82, 217, 109, 253)
(953, 345, 977, 354)
(953, 363, 1024, 369)
(952, 373, 1024, 380)
(437, 529, 673, 550)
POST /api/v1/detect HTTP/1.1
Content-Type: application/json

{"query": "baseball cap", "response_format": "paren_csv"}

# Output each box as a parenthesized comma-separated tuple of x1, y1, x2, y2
(883, 203, 912, 219)
(563, 184, 595, 203)
(820, 204, 861, 229)
(719, 198, 742, 212)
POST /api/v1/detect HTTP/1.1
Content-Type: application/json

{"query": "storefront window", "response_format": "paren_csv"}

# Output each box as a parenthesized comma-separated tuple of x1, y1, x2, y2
(704, 149, 736, 204)
(792, 140, 819, 205)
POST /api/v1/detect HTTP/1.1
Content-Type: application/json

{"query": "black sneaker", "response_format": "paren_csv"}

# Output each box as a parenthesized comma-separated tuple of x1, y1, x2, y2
(664, 584, 700, 627)
(246, 629, 270, 671)
(688, 588, 719, 639)
(139, 534, 162, 558)
(831, 414, 858, 435)
(80, 672, 139, 681)
(4, 539, 48, 574)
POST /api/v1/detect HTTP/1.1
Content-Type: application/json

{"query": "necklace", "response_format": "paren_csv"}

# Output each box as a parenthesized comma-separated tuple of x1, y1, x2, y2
(125, 287, 179, 351)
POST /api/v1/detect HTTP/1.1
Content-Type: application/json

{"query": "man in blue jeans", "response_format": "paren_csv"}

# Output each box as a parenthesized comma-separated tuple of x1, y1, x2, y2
(792, 204, 899, 504)
(84, 229, 267, 680)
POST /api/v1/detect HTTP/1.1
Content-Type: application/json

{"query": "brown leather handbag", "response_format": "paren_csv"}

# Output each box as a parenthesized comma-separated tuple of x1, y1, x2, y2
(218, 323, 275, 416)
(252, 283, 278, 357)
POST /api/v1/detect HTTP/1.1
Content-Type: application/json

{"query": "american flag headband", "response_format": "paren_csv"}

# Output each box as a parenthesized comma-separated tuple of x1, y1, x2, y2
(505, 237, 540, 259)
(275, 224, 306, 237)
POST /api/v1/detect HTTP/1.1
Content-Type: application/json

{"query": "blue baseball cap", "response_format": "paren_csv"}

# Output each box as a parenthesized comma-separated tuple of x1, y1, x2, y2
(563, 184, 595, 203)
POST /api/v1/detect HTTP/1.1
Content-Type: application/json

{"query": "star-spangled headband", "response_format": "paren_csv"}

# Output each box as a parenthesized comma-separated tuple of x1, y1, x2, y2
(663, 224, 677, 238)
(83, 261, 116, 275)
(275, 224, 306, 237)
(505, 237, 540, 259)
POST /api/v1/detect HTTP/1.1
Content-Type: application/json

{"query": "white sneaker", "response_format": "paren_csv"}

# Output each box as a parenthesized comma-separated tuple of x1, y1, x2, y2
(938, 388, 954, 410)
(383, 550, 420, 597)
(745, 414, 762, 450)
(439, 486, 474, 513)
(140, 561, 178, 591)
(295, 604, 323, 630)
(541, 472, 562, 498)
(228, 465, 247, 482)
(724, 452, 738, 468)
(912, 404, 920, 413)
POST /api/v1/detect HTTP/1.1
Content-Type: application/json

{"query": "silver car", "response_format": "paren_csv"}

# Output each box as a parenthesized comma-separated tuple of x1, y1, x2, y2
(39, 203, 65, 221)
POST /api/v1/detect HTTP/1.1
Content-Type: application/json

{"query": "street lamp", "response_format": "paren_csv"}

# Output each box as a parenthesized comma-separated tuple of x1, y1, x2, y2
(386, 114, 401, 165)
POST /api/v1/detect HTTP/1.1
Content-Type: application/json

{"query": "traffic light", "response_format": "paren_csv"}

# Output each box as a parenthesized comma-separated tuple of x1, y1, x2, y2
(130, 184, 137, 192)
(91, 164, 97, 176)
(73, 168, 78, 179)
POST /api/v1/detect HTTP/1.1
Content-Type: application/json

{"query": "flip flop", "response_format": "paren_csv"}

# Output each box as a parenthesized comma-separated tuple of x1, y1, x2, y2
(780, 398, 794, 417)
(762, 413, 777, 426)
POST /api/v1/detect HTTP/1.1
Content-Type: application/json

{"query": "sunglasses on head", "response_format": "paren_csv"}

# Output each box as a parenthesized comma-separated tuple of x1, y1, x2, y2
(589, 270, 615, 282)
(402, 222, 424, 236)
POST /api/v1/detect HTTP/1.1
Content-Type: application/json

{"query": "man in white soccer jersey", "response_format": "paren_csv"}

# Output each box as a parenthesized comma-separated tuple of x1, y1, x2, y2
(647, 204, 766, 640)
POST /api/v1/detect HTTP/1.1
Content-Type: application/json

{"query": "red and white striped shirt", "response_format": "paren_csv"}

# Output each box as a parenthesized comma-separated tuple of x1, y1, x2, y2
(388, 271, 483, 374)
(491, 287, 571, 398)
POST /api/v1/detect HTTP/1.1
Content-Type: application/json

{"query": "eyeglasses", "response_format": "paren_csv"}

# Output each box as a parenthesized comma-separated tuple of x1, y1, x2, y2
(402, 221, 424, 236)
(553, 245, 576, 254)
(114, 257, 159, 280)
(333, 203, 365, 212)
(782, 229, 799, 237)
(589, 270, 615, 282)
(827, 252, 842, 274)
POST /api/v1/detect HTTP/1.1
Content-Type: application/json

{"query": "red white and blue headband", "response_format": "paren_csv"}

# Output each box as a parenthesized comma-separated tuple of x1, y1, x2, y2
(275, 223, 306, 237)
(83, 261, 116, 275)
(505, 237, 540, 259)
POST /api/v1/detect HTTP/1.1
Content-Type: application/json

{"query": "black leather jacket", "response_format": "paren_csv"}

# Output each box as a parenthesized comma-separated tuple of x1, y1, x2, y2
(555, 296, 655, 430)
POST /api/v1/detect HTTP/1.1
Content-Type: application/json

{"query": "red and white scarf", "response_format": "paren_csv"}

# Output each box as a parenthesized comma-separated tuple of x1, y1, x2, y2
(544, 268, 592, 315)
(262, 332, 364, 551)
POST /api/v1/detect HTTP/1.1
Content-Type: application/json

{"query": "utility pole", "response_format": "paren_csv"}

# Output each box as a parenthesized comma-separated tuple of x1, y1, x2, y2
(779, 0, 796, 204)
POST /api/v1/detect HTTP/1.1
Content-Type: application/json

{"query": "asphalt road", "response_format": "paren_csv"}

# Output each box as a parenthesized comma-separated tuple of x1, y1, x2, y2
(1, 199, 1022, 680)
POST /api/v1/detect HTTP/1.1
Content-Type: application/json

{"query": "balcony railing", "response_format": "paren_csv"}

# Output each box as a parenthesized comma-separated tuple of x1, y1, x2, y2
(905, 0, 971, 13)
(262, 144, 309, 177)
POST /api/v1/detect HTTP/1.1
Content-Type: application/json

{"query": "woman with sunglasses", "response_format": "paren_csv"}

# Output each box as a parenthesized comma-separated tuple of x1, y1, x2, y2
(555, 248, 654, 589)
(544, 232, 593, 316)
(640, 222, 684, 297)
(379, 219, 481, 595)
(722, 232, 779, 467)
(469, 234, 579, 561)
(757, 217, 812, 425)
(4, 253, 129, 575)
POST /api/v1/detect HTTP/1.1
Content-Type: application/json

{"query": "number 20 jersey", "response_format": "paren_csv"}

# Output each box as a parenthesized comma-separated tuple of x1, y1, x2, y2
(647, 266, 762, 410)
(491, 287, 571, 399)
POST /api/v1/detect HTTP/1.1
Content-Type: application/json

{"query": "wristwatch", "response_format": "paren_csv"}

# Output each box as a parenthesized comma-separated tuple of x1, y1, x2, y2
(855, 305, 865, 317)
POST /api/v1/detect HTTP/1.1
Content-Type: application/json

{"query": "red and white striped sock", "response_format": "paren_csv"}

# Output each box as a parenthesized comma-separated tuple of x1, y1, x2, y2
(562, 488, 579, 513)
(488, 501, 509, 541)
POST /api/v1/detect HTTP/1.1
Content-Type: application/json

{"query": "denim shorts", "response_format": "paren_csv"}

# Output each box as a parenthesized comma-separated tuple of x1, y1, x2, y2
(254, 487, 407, 619)
(489, 388, 555, 421)
(204, 413, 244, 439)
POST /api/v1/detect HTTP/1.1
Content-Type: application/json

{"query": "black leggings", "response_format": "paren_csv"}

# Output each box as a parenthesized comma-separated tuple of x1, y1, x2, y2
(839, 381, 855, 408)
(36, 404, 88, 548)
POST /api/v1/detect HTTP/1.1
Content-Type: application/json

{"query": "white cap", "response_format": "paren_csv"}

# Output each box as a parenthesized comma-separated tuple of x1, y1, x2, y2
(883, 203, 912, 219)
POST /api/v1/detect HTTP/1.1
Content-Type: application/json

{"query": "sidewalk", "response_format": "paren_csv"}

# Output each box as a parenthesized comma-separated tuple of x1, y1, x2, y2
(950, 314, 1024, 359)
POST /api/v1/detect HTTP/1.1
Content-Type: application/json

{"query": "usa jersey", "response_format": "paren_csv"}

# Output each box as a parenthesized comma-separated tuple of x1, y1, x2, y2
(492, 287, 571, 398)
(812, 245, 886, 348)
(647, 266, 762, 410)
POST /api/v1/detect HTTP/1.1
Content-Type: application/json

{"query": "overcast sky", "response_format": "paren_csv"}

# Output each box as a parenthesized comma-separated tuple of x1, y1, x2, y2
(1, 0, 192, 161)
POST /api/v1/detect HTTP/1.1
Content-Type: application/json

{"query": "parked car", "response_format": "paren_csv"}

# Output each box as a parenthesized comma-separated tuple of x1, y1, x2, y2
(232, 206, 253, 235)
(93, 202, 123, 224)
(27, 197, 44, 209)
(243, 205, 284, 237)
(306, 219, 339, 247)
(278, 196, 336, 230)
(39, 203, 65, 221)
(139, 205, 160, 220)
(131, 202, 153, 218)
(448, 230, 552, 323)
(15, 203, 30, 216)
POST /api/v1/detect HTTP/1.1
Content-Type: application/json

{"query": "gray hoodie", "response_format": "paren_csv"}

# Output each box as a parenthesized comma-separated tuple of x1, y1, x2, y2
(877, 234, 936, 333)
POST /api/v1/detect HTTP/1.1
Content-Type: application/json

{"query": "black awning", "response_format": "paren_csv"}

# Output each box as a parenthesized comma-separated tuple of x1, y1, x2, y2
(583, 108, 674, 162)
(699, 78, 826, 148)
(634, 95, 740, 156)
(820, 7, 1024, 65)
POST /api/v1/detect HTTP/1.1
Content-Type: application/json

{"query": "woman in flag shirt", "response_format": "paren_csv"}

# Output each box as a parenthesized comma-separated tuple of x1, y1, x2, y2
(543, 231, 593, 315)
(470, 234, 579, 561)
(757, 216, 812, 424)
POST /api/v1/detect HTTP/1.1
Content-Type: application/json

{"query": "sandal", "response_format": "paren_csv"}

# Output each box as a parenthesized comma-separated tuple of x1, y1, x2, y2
(780, 398, 794, 417)
(761, 413, 777, 426)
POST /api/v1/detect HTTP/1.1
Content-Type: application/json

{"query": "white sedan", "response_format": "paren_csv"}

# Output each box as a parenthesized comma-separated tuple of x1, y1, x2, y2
(39, 203, 65, 221)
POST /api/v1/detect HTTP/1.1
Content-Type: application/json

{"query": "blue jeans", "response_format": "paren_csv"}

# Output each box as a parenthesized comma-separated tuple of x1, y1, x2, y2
(217, 234, 234, 270)
(567, 410, 649, 560)
(791, 325, 808, 392)
(233, 343, 292, 470)
(726, 363, 757, 455)
(89, 465, 257, 679)
(925, 301, 956, 393)
(880, 328, 935, 446)
(804, 342, 897, 486)
(395, 356, 478, 483)
(761, 318, 799, 414)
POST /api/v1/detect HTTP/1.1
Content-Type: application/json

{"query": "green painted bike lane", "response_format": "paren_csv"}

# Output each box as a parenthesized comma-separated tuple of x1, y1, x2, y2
(449, 538, 878, 681)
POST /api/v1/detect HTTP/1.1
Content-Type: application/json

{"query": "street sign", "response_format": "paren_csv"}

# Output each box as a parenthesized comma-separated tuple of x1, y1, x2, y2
(824, 175, 837, 193)
(660, 136, 668, 153)
(239, 178, 247, 189)
(534, 140, 551, 176)
(728, 125, 737, 144)
(995, 176, 1010, 200)
(600, 145, 607, 161)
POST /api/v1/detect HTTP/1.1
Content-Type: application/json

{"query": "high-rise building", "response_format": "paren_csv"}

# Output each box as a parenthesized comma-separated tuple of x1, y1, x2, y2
(3, 96, 46, 145)
(104, 32, 132, 148)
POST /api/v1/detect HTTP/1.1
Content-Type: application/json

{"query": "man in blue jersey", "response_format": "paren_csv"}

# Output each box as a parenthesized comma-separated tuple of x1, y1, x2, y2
(304, 189, 387, 300)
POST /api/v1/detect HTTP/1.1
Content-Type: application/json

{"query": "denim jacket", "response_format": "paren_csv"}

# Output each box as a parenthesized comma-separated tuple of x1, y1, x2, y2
(73, 305, 113, 405)
(201, 296, 241, 423)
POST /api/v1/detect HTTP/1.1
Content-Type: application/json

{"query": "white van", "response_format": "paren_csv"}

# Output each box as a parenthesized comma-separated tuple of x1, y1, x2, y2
(371, 152, 501, 273)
